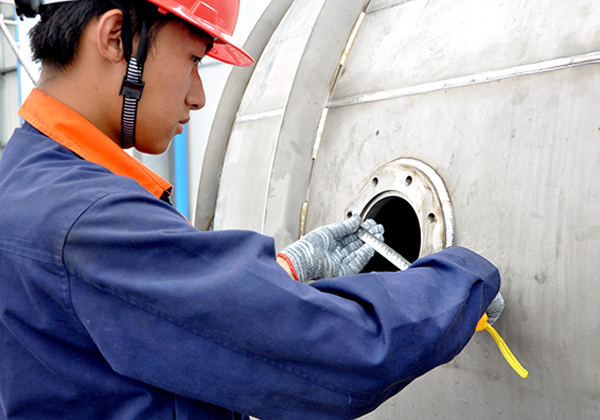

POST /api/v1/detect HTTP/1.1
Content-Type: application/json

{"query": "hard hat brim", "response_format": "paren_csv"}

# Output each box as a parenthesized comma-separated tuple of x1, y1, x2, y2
(147, 0, 254, 67)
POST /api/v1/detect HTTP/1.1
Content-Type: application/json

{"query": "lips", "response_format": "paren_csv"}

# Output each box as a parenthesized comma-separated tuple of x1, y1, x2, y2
(177, 117, 190, 135)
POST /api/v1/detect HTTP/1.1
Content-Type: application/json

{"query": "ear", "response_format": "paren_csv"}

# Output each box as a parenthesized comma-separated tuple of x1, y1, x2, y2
(97, 9, 125, 63)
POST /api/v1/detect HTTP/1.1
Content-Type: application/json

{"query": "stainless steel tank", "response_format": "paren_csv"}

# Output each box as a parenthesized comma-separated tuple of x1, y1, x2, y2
(195, 0, 600, 418)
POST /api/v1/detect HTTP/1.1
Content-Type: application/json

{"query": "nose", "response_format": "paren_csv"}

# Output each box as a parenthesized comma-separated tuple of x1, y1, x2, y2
(186, 71, 206, 111)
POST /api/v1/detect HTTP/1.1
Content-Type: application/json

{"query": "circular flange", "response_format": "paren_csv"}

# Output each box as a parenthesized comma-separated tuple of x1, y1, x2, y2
(344, 158, 455, 260)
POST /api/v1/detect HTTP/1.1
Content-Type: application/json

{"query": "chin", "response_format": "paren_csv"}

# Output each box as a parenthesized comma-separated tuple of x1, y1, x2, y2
(134, 138, 173, 155)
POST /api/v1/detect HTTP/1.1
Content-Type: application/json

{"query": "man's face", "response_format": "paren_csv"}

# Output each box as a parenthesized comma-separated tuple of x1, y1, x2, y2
(133, 21, 210, 154)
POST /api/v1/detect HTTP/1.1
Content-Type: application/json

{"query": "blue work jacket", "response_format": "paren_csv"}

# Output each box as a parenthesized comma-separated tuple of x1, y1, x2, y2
(0, 91, 500, 419)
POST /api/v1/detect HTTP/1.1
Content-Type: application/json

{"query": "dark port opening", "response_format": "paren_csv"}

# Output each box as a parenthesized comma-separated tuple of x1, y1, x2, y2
(361, 196, 421, 273)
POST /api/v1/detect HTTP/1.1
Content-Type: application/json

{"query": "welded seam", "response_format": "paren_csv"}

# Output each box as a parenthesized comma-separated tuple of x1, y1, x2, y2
(234, 108, 285, 123)
(311, 108, 330, 161)
(328, 51, 600, 109)
(300, 7, 369, 236)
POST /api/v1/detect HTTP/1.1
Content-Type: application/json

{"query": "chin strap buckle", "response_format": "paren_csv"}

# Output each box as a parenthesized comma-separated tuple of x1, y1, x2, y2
(120, 78, 145, 101)
(119, 57, 144, 149)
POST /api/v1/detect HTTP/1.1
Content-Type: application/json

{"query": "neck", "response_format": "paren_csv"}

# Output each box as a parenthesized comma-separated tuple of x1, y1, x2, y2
(36, 61, 125, 147)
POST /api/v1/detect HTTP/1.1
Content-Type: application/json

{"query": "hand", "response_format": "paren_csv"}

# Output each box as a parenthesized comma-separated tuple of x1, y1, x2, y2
(277, 215, 384, 283)
(486, 292, 505, 325)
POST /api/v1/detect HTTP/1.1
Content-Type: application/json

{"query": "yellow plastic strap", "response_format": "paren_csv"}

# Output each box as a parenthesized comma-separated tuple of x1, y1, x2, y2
(476, 314, 529, 379)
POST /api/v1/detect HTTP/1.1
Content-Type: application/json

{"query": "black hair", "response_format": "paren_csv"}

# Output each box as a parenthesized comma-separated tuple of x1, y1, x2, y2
(29, 0, 212, 70)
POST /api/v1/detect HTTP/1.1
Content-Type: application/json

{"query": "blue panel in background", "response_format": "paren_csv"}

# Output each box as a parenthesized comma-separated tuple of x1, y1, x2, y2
(173, 127, 189, 219)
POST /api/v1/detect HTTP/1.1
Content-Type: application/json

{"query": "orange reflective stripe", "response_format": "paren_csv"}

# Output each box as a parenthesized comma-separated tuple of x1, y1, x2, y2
(18, 89, 173, 200)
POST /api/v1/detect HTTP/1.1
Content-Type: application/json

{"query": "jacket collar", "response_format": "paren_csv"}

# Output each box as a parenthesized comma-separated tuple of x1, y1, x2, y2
(18, 88, 173, 200)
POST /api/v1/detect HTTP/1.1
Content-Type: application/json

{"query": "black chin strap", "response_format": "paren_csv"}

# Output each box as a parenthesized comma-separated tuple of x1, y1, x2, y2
(119, 56, 144, 149)
(114, 3, 149, 149)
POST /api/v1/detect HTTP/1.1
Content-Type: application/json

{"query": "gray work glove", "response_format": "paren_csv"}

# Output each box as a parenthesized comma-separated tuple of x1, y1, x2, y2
(278, 215, 384, 283)
(486, 292, 505, 326)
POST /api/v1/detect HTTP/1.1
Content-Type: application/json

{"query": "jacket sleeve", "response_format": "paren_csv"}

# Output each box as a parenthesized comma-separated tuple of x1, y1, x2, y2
(64, 189, 500, 420)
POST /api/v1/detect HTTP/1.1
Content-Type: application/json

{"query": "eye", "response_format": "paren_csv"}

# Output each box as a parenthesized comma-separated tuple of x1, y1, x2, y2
(192, 56, 203, 67)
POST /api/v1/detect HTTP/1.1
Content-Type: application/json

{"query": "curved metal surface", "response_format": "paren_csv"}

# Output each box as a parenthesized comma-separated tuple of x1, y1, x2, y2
(208, 0, 369, 247)
(211, 0, 328, 233)
(194, 0, 295, 231)
(261, 0, 370, 249)
(199, 0, 600, 418)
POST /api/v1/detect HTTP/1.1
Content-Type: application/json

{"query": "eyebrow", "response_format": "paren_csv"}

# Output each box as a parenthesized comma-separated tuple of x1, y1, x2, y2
(181, 22, 215, 56)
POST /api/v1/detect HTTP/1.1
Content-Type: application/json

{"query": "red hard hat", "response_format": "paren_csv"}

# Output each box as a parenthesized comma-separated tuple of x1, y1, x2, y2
(147, 0, 254, 67)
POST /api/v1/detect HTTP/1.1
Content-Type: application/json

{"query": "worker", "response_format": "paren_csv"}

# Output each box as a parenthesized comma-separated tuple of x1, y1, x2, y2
(0, 1, 503, 419)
